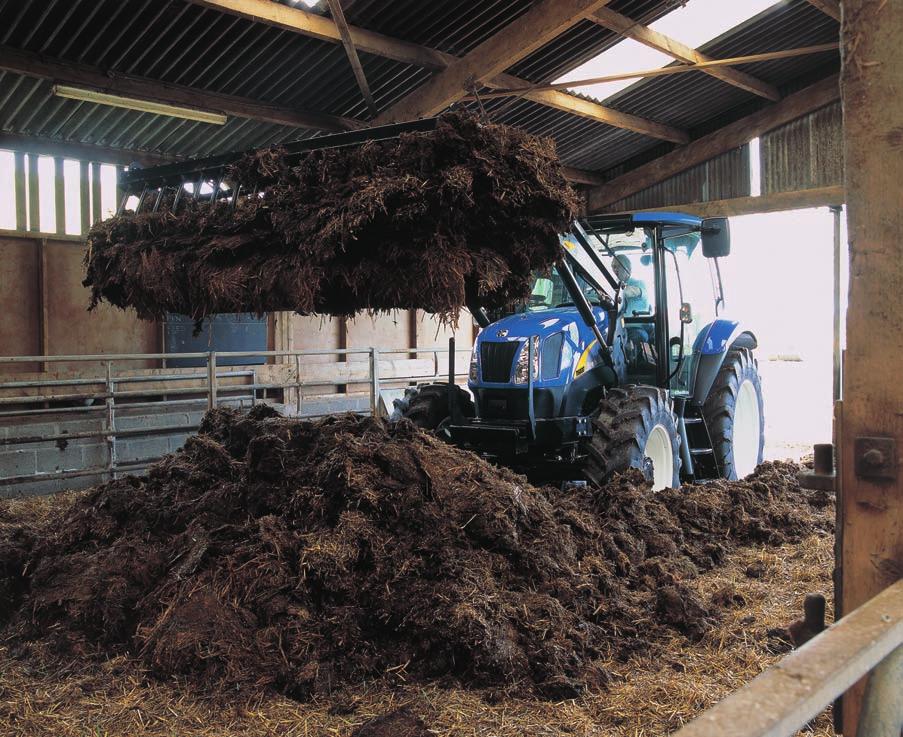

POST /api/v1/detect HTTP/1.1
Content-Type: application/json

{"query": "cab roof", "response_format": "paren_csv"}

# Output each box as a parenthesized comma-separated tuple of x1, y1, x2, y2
(582, 212, 704, 231)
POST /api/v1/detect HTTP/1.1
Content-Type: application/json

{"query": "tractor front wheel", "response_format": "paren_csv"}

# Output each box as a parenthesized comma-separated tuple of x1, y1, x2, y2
(582, 385, 681, 490)
(391, 383, 475, 432)
(702, 349, 765, 480)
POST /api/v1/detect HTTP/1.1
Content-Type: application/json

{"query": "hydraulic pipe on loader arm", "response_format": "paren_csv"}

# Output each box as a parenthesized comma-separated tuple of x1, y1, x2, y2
(557, 259, 614, 368)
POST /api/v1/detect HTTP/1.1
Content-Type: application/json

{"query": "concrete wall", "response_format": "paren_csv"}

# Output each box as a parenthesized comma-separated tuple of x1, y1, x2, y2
(0, 404, 203, 497)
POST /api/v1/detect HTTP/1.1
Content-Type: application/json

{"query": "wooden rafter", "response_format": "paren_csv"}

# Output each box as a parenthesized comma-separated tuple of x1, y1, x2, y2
(0, 45, 362, 133)
(0, 132, 179, 167)
(805, 0, 842, 21)
(513, 85, 687, 142)
(464, 44, 839, 99)
(192, 0, 687, 142)
(589, 6, 780, 101)
(561, 167, 607, 187)
(586, 74, 840, 212)
(375, 0, 615, 123)
(616, 185, 845, 217)
(325, 0, 378, 117)
(192, 0, 451, 70)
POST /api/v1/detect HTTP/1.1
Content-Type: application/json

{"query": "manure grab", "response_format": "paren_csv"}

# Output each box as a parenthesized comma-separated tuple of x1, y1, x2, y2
(83, 114, 578, 325)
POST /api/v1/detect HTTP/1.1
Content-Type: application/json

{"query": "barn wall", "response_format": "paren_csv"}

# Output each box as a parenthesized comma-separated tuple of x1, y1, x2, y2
(606, 146, 751, 212)
(760, 101, 843, 194)
(0, 234, 477, 380)
(0, 234, 159, 373)
(0, 236, 40, 370)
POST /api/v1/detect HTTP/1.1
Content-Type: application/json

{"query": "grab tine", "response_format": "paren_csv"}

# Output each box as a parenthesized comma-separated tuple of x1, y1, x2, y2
(172, 178, 185, 214)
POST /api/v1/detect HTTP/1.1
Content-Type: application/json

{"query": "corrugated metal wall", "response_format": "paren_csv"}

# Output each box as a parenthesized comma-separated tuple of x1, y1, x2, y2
(760, 101, 843, 193)
(607, 145, 751, 212)
(602, 100, 843, 212)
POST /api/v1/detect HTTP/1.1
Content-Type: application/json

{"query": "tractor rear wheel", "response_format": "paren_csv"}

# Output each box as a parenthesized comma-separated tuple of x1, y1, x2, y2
(391, 383, 475, 431)
(582, 385, 681, 490)
(702, 349, 765, 480)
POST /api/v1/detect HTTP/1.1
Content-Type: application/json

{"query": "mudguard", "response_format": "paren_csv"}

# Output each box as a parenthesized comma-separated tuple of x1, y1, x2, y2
(690, 320, 757, 404)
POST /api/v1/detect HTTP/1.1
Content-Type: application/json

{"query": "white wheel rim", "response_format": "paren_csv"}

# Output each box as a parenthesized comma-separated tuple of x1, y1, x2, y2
(644, 423, 673, 491)
(733, 379, 761, 478)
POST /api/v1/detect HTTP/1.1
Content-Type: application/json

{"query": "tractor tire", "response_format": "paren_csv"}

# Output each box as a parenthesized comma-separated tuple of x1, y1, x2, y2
(583, 385, 681, 491)
(391, 383, 475, 431)
(702, 348, 765, 480)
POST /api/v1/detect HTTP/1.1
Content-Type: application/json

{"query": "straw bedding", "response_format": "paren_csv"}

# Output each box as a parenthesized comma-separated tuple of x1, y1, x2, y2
(83, 114, 578, 325)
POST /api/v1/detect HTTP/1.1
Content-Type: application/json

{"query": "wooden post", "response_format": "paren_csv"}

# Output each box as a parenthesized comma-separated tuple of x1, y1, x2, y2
(90, 161, 102, 224)
(27, 154, 39, 231)
(337, 317, 348, 394)
(36, 238, 49, 372)
(407, 309, 418, 360)
(54, 156, 65, 235)
(13, 151, 26, 231)
(840, 1, 903, 734)
(79, 161, 90, 235)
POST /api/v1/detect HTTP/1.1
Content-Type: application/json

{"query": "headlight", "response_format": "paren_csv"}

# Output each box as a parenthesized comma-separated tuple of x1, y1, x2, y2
(514, 336, 540, 384)
(469, 342, 479, 381)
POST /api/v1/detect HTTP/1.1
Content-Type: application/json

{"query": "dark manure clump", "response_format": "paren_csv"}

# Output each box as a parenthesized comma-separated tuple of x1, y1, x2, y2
(0, 408, 830, 700)
(83, 113, 579, 325)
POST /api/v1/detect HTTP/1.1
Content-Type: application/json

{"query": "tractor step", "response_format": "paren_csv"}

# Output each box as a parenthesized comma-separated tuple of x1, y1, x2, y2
(677, 399, 721, 480)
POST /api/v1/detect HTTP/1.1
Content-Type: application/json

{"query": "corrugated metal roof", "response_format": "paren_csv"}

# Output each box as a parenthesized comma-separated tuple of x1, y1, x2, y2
(0, 0, 839, 180)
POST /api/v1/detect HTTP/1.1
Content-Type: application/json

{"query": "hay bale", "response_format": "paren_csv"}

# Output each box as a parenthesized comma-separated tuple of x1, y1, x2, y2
(83, 114, 579, 324)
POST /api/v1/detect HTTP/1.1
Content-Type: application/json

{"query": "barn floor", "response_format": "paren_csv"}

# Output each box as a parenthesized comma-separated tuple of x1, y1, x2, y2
(0, 513, 834, 737)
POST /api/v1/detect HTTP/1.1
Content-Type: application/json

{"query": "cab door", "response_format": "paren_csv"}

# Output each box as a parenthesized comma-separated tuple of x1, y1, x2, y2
(662, 234, 717, 395)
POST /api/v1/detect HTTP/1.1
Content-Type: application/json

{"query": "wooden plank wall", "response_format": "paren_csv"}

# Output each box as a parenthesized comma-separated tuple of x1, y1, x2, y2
(0, 234, 161, 372)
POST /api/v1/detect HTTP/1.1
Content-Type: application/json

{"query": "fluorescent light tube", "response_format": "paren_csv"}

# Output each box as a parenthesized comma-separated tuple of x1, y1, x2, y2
(51, 85, 227, 125)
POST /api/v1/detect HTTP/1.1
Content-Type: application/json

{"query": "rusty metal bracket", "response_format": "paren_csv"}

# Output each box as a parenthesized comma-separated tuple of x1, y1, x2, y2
(799, 442, 836, 491)
(854, 436, 897, 481)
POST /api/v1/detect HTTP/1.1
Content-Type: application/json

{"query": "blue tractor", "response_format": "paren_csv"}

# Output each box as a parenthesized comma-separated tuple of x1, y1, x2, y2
(395, 212, 764, 489)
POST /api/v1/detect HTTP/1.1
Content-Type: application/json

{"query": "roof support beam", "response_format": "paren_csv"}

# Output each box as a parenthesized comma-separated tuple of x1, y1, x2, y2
(0, 133, 179, 167)
(561, 167, 607, 186)
(513, 85, 688, 142)
(589, 6, 781, 101)
(192, 0, 451, 70)
(193, 0, 686, 142)
(464, 44, 839, 99)
(620, 185, 845, 218)
(375, 0, 614, 123)
(325, 0, 378, 116)
(805, 0, 842, 22)
(586, 74, 840, 213)
(0, 45, 362, 133)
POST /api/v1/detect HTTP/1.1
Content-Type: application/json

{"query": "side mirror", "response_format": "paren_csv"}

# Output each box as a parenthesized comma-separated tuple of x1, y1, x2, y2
(701, 217, 730, 258)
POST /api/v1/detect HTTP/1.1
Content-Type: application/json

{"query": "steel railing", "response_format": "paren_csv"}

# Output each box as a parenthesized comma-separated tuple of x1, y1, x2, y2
(0, 346, 471, 489)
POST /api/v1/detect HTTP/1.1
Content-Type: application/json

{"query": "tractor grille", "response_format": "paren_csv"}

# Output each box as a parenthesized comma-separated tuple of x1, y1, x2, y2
(480, 341, 520, 383)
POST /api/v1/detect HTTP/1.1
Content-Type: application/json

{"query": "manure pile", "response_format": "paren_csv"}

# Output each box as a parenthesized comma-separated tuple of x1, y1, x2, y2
(83, 114, 578, 324)
(0, 408, 830, 700)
